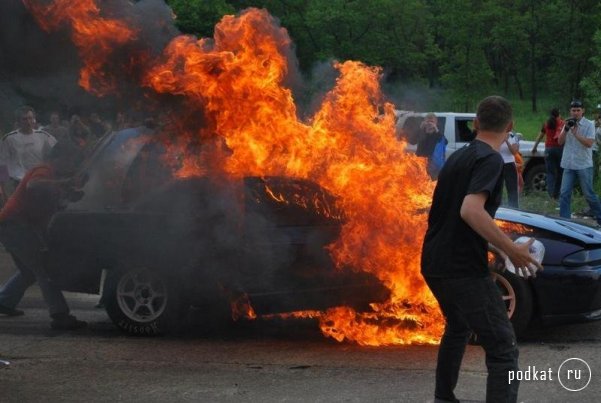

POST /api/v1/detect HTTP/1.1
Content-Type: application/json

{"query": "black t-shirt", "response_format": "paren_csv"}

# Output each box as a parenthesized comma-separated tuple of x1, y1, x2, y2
(421, 139, 503, 278)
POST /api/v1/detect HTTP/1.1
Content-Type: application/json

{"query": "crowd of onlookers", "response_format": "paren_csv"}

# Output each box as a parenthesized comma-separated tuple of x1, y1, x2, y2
(406, 100, 601, 218)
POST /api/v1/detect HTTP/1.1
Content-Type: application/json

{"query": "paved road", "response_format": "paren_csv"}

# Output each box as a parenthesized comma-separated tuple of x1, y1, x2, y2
(0, 249, 600, 402)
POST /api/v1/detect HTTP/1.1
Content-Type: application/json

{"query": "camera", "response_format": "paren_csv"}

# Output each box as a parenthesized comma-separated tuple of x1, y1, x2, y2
(564, 118, 578, 130)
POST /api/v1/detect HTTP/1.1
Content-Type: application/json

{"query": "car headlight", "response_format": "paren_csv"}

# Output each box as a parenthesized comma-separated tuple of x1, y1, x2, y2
(562, 248, 601, 267)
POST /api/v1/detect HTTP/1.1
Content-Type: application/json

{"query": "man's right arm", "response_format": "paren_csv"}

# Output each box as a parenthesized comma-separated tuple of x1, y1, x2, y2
(558, 124, 568, 145)
(460, 192, 542, 274)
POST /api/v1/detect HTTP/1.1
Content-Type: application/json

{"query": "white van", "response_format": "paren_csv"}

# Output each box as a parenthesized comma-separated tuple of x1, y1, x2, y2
(395, 111, 546, 191)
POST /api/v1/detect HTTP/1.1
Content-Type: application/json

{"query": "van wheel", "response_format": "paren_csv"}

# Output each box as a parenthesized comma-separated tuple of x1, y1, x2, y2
(524, 163, 546, 192)
(491, 270, 533, 338)
(104, 265, 188, 336)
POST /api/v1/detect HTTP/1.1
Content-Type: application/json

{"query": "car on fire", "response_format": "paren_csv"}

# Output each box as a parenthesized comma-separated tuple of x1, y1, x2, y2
(37, 127, 601, 338)
(44, 126, 390, 335)
(492, 208, 601, 337)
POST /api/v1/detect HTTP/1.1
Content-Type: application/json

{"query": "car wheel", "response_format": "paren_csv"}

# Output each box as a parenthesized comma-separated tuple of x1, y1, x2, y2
(104, 265, 188, 336)
(524, 163, 546, 193)
(491, 270, 533, 337)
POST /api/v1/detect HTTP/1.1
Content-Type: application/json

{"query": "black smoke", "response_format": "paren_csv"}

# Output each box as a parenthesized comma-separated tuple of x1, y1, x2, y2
(0, 0, 178, 130)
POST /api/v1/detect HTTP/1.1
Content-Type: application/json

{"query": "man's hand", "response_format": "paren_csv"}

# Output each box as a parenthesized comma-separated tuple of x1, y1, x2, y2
(461, 194, 544, 278)
(506, 238, 544, 278)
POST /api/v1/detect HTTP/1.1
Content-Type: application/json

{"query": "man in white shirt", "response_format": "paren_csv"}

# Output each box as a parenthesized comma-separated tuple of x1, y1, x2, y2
(499, 131, 520, 208)
(0, 106, 57, 196)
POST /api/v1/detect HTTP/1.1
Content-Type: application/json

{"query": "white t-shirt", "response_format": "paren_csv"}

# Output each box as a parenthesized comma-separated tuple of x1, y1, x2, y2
(0, 129, 57, 180)
(499, 132, 519, 164)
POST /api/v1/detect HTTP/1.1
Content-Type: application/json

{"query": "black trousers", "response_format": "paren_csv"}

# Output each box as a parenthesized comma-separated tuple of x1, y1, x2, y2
(424, 275, 519, 403)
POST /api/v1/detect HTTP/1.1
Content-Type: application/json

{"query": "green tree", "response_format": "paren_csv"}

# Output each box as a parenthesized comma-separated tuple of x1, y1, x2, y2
(544, 0, 601, 102)
(580, 29, 601, 109)
(430, 0, 495, 111)
(163, 0, 601, 113)
(166, 0, 235, 37)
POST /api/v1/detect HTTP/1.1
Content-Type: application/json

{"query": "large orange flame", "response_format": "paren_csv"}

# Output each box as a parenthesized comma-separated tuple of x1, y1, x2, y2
(24, 2, 444, 345)
(23, 0, 136, 95)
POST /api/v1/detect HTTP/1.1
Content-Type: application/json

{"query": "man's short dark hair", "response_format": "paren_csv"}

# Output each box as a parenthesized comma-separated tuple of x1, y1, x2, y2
(476, 96, 512, 132)
(570, 99, 583, 108)
(14, 105, 35, 121)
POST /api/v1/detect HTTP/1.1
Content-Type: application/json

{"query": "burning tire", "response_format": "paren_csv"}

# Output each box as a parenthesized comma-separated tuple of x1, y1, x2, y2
(104, 265, 188, 336)
(491, 270, 533, 337)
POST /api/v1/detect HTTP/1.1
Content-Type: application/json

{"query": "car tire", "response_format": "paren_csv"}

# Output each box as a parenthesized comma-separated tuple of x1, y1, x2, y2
(491, 270, 533, 337)
(103, 264, 188, 336)
(524, 163, 546, 193)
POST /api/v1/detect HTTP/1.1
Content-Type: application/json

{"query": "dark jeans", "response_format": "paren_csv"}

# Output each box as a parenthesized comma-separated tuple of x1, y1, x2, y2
(544, 147, 563, 199)
(502, 163, 519, 208)
(424, 275, 519, 403)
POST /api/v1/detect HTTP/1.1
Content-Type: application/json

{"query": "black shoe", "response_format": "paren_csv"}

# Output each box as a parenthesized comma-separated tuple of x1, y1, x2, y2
(50, 314, 87, 330)
(0, 304, 24, 316)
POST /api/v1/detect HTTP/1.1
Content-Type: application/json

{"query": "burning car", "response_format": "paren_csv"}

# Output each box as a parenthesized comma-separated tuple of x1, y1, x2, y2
(35, 126, 601, 339)
(44, 127, 390, 335)
(493, 208, 601, 337)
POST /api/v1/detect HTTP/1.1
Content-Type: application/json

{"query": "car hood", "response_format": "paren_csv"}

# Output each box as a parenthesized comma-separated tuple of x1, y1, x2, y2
(496, 207, 601, 244)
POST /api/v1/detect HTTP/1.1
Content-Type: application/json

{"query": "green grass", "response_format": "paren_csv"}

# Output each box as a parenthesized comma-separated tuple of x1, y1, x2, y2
(520, 189, 599, 221)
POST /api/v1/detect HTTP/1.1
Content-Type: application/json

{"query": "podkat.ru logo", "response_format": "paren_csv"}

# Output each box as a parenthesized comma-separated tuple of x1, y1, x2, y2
(508, 358, 592, 392)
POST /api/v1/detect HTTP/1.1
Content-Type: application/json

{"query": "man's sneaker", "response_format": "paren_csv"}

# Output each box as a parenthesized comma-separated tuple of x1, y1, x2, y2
(0, 304, 24, 316)
(50, 314, 87, 330)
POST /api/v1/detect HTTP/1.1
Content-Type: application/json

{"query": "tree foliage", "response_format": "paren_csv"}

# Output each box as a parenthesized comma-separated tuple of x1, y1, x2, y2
(167, 0, 601, 112)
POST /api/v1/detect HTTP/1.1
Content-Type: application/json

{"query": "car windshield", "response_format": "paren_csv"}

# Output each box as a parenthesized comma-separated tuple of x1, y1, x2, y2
(66, 127, 154, 210)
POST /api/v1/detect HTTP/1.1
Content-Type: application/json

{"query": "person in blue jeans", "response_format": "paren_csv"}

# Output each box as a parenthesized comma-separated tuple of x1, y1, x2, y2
(421, 96, 542, 403)
(557, 100, 601, 224)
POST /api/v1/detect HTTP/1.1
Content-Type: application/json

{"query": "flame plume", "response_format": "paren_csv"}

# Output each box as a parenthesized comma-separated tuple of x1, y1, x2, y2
(23, 0, 136, 95)
(24, 2, 444, 345)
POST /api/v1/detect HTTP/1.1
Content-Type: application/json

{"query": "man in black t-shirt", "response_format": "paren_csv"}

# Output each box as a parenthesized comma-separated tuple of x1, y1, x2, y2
(421, 96, 542, 403)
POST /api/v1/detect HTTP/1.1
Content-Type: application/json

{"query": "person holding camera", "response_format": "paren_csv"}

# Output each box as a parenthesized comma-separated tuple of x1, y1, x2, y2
(557, 100, 601, 225)
(416, 113, 447, 179)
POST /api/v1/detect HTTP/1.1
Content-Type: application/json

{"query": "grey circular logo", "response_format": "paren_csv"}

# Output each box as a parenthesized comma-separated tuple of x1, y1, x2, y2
(558, 358, 591, 392)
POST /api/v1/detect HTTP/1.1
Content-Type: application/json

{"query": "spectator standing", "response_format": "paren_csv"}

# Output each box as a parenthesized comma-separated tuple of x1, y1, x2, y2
(114, 111, 130, 131)
(88, 112, 110, 139)
(499, 131, 520, 208)
(532, 108, 564, 199)
(0, 141, 86, 329)
(421, 96, 541, 403)
(69, 114, 94, 152)
(416, 113, 447, 179)
(558, 100, 601, 224)
(43, 111, 69, 143)
(0, 106, 56, 197)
